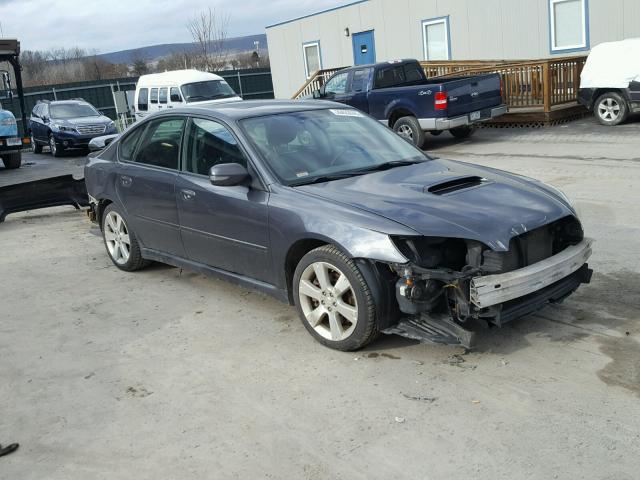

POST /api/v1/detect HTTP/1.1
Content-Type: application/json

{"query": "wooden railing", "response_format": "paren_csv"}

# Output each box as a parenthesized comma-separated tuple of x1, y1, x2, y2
(292, 67, 347, 99)
(423, 56, 587, 112)
(292, 57, 587, 114)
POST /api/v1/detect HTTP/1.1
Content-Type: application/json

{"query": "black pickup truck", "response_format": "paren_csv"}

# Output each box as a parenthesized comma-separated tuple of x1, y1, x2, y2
(313, 59, 506, 147)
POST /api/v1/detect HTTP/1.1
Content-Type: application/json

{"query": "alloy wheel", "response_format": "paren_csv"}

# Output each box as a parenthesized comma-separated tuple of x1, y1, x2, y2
(298, 261, 358, 341)
(598, 98, 621, 122)
(49, 136, 57, 156)
(396, 124, 414, 140)
(104, 211, 131, 265)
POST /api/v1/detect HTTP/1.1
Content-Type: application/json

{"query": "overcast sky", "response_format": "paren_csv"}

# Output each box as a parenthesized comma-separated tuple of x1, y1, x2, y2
(0, 0, 347, 53)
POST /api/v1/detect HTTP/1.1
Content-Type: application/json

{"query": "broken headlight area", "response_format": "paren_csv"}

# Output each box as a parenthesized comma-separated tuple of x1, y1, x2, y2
(385, 216, 592, 347)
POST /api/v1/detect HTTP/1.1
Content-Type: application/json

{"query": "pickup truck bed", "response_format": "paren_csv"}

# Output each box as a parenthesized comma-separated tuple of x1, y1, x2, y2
(313, 59, 506, 148)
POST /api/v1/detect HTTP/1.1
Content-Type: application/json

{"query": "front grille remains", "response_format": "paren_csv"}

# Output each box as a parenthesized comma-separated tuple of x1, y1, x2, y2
(76, 124, 107, 135)
(482, 216, 583, 273)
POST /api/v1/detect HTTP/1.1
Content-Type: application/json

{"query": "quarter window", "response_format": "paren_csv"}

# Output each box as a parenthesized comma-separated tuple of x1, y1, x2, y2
(170, 87, 182, 102)
(184, 118, 247, 176)
(550, 0, 588, 52)
(159, 87, 168, 104)
(325, 72, 349, 95)
(132, 118, 185, 170)
(422, 17, 450, 61)
(303, 41, 322, 79)
(150, 88, 158, 104)
(137, 88, 149, 111)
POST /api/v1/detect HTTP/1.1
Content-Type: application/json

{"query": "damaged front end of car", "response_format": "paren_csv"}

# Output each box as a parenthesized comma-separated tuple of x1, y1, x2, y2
(381, 215, 593, 348)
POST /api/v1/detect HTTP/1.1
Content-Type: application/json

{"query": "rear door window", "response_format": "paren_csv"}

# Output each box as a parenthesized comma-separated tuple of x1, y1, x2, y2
(350, 69, 368, 93)
(119, 125, 146, 161)
(150, 88, 159, 104)
(137, 88, 149, 111)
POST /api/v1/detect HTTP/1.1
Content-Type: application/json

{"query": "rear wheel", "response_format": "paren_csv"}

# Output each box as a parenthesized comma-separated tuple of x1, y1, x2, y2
(102, 204, 147, 271)
(293, 245, 379, 351)
(595, 92, 628, 126)
(1, 152, 21, 169)
(449, 125, 476, 139)
(393, 116, 426, 149)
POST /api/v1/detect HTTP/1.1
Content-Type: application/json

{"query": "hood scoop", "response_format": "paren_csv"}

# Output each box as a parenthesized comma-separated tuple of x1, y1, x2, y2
(426, 176, 485, 195)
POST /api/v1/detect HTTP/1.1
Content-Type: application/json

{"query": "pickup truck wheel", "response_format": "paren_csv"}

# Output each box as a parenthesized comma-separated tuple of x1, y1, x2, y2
(450, 125, 476, 139)
(393, 116, 426, 149)
(31, 134, 43, 153)
(595, 92, 628, 126)
(1, 152, 21, 169)
(102, 204, 147, 272)
(293, 245, 379, 351)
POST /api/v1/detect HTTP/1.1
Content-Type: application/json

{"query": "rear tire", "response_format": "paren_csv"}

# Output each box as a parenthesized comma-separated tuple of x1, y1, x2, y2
(102, 204, 147, 272)
(393, 116, 426, 149)
(293, 244, 379, 351)
(594, 92, 628, 126)
(449, 125, 476, 139)
(1, 152, 21, 169)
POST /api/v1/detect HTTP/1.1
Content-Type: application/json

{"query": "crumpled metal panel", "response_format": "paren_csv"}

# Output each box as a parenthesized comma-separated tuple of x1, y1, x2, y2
(0, 174, 89, 222)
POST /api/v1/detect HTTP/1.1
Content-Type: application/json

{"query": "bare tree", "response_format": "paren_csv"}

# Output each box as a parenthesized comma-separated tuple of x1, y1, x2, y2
(187, 8, 230, 71)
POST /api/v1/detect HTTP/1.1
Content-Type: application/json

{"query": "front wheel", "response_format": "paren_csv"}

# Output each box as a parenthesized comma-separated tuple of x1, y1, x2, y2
(393, 116, 426, 149)
(102, 204, 147, 271)
(293, 245, 379, 351)
(31, 134, 43, 153)
(449, 125, 476, 139)
(1, 152, 21, 169)
(49, 134, 62, 157)
(594, 92, 628, 126)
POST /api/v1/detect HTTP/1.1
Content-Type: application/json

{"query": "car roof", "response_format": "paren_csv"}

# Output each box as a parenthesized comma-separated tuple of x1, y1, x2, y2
(137, 69, 224, 86)
(161, 100, 348, 121)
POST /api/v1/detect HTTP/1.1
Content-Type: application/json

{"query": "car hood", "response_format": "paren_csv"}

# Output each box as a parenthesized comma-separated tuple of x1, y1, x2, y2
(295, 158, 575, 251)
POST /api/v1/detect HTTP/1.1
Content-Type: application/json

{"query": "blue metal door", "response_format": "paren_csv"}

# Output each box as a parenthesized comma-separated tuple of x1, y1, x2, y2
(352, 30, 376, 65)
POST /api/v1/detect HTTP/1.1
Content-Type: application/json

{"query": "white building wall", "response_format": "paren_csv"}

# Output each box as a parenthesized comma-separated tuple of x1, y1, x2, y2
(266, 0, 640, 98)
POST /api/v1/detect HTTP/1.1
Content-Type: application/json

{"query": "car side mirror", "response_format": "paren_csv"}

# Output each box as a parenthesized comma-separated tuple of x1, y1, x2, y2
(209, 163, 249, 186)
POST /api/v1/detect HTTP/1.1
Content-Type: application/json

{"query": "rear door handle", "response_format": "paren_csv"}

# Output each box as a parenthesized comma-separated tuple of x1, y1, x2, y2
(181, 189, 196, 200)
(120, 175, 132, 187)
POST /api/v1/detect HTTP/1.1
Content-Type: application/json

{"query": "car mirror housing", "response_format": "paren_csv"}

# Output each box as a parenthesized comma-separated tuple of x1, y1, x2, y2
(209, 163, 249, 187)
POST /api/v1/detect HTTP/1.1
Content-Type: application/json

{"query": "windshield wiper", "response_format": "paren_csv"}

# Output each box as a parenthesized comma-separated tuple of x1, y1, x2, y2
(351, 159, 425, 174)
(289, 173, 356, 186)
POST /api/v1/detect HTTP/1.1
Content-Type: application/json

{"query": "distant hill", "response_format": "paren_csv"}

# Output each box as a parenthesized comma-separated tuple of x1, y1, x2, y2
(96, 34, 267, 64)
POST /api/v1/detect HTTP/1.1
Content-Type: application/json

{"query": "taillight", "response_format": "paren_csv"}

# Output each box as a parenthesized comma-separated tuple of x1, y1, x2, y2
(435, 91, 448, 110)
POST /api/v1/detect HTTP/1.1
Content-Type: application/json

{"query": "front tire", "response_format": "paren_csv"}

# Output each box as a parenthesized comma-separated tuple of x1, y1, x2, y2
(594, 92, 628, 126)
(449, 125, 476, 139)
(49, 134, 62, 157)
(1, 152, 21, 169)
(102, 204, 147, 271)
(31, 134, 43, 153)
(293, 245, 378, 351)
(393, 116, 426, 149)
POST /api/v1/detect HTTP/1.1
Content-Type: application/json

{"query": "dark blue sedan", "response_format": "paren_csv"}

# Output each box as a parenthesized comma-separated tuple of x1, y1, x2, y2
(85, 100, 592, 351)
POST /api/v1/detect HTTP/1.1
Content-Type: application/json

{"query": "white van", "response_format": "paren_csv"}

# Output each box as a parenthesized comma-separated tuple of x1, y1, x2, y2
(133, 70, 242, 120)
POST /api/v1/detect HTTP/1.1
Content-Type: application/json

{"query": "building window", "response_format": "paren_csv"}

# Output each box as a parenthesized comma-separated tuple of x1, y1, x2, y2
(422, 17, 451, 61)
(303, 41, 322, 79)
(549, 0, 589, 53)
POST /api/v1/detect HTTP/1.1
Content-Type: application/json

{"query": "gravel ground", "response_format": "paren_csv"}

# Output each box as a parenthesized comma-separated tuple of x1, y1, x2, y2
(1, 116, 639, 479)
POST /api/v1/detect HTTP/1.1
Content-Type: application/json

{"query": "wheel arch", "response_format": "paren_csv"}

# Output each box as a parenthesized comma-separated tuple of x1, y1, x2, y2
(592, 88, 627, 109)
(387, 107, 417, 129)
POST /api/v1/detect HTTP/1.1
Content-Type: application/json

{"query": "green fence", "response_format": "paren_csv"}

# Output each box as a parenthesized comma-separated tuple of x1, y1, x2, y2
(2, 68, 274, 135)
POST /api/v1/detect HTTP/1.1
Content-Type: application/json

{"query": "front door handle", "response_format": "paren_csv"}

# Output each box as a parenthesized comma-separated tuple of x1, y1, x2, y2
(181, 189, 196, 200)
(120, 175, 132, 187)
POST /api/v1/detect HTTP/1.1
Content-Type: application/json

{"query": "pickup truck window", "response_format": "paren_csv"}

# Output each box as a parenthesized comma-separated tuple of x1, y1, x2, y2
(374, 63, 424, 89)
(325, 72, 349, 95)
(350, 70, 368, 93)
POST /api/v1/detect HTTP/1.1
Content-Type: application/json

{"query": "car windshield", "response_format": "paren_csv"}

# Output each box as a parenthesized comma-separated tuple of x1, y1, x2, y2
(50, 103, 99, 119)
(240, 108, 430, 185)
(181, 80, 236, 102)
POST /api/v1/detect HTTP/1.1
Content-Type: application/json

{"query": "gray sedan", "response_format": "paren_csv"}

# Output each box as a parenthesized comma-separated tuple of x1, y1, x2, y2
(85, 100, 592, 350)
